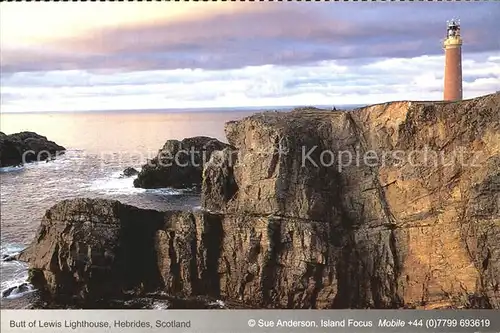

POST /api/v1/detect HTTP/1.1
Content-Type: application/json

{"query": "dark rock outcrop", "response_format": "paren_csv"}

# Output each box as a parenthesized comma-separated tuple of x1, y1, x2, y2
(2, 254, 17, 262)
(0, 131, 65, 167)
(18, 198, 166, 303)
(133, 136, 232, 189)
(2, 283, 33, 298)
(20, 93, 500, 309)
(17, 198, 234, 307)
(122, 167, 139, 177)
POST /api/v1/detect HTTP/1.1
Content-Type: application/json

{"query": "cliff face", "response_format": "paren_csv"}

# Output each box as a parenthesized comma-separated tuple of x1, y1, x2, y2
(200, 93, 500, 308)
(18, 199, 166, 302)
(21, 93, 499, 308)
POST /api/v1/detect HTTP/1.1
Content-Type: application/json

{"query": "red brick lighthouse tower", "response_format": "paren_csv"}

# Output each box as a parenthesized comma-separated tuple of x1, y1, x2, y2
(443, 19, 463, 101)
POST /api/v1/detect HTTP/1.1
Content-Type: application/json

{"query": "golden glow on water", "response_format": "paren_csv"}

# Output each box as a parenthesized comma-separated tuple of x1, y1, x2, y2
(0, 111, 252, 153)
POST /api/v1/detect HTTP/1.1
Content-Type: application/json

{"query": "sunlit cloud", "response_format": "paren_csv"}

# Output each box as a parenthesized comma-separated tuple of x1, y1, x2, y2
(0, 2, 257, 46)
(1, 53, 498, 112)
(0, 2, 499, 112)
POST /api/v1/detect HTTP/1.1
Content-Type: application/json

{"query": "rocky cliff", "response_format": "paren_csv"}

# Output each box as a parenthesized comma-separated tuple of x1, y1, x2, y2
(0, 132, 66, 167)
(20, 93, 499, 309)
(204, 92, 499, 309)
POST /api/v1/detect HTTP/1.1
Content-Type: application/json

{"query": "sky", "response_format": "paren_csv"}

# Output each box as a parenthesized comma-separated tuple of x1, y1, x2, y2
(0, 2, 499, 112)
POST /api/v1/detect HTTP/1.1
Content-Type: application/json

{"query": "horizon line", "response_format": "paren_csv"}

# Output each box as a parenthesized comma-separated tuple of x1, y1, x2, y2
(0, 103, 369, 114)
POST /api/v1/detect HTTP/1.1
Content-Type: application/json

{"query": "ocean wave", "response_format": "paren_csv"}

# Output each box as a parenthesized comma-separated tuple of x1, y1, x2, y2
(0, 248, 33, 300)
(151, 301, 170, 309)
(209, 299, 226, 308)
(1, 281, 35, 300)
(28, 151, 84, 169)
(146, 188, 189, 195)
(86, 170, 189, 196)
(0, 150, 77, 173)
(86, 177, 143, 195)
(0, 165, 25, 173)
(0, 244, 24, 258)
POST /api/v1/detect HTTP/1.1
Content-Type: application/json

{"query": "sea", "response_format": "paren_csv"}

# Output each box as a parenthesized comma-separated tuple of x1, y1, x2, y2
(0, 105, 362, 309)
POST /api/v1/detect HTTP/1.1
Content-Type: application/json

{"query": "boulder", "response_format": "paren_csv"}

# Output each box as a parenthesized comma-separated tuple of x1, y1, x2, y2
(0, 131, 65, 167)
(122, 167, 139, 177)
(133, 136, 232, 189)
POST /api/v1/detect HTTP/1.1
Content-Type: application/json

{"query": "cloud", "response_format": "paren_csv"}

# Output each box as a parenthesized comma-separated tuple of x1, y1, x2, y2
(1, 2, 499, 73)
(0, 2, 257, 46)
(1, 52, 498, 112)
(1, 3, 498, 112)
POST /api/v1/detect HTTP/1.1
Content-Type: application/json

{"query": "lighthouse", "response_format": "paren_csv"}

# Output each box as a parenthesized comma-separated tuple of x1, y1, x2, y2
(443, 19, 463, 101)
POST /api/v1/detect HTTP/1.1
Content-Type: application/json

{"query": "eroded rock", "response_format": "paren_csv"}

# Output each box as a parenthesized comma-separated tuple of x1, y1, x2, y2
(18, 198, 166, 303)
(201, 147, 238, 212)
(133, 136, 232, 189)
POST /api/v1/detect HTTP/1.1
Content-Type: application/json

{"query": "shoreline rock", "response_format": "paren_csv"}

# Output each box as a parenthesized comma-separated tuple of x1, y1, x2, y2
(121, 167, 139, 177)
(133, 136, 232, 189)
(2, 283, 33, 299)
(18, 198, 166, 303)
(19, 92, 500, 309)
(0, 131, 66, 168)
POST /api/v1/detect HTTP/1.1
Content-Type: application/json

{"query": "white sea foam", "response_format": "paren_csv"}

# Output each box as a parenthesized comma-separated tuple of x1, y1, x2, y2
(146, 188, 187, 195)
(0, 245, 34, 300)
(86, 176, 143, 195)
(0, 150, 77, 173)
(209, 299, 226, 308)
(29, 151, 84, 170)
(86, 170, 187, 196)
(151, 301, 170, 309)
(1, 244, 24, 257)
(0, 165, 25, 173)
(1, 280, 35, 300)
